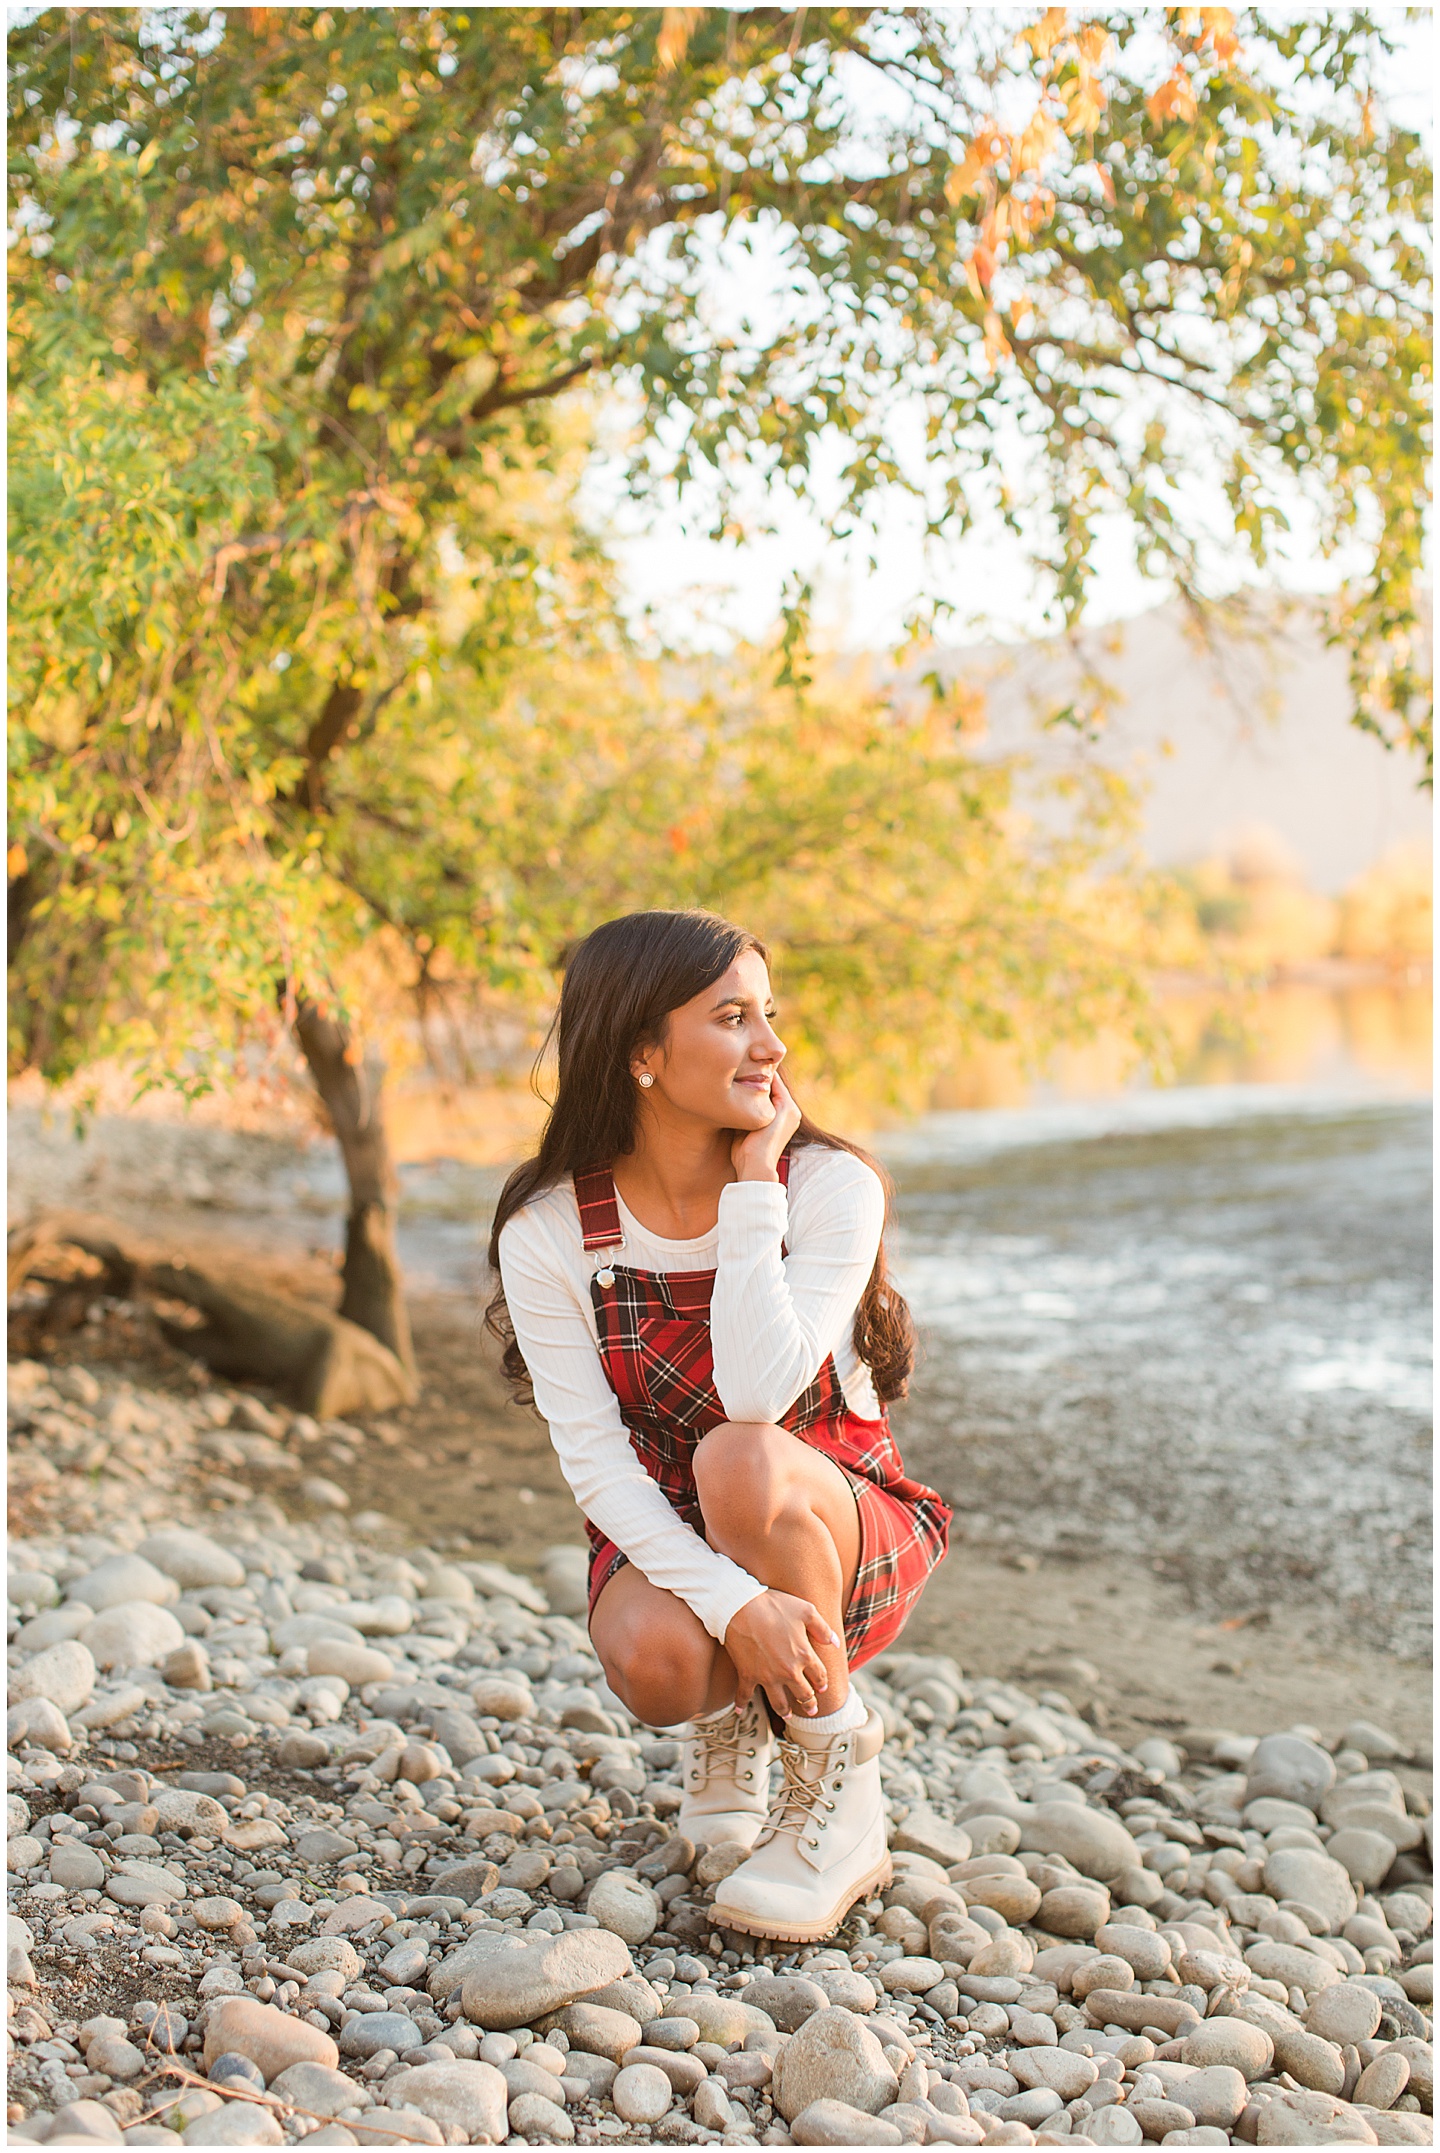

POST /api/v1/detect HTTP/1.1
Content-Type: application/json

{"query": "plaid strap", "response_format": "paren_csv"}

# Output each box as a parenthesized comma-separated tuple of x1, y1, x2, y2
(575, 1164, 623, 1252)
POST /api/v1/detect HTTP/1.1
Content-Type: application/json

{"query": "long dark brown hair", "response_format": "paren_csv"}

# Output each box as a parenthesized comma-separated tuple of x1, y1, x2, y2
(484, 909, 915, 1405)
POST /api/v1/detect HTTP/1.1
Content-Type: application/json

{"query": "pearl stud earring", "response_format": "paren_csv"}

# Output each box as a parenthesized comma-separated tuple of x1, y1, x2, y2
(637, 1073, 654, 1088)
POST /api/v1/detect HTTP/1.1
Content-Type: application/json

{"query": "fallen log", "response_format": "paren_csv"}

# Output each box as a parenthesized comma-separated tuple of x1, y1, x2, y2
(7, 1213, 416, 1418)
(148, 1259, 416, 1418)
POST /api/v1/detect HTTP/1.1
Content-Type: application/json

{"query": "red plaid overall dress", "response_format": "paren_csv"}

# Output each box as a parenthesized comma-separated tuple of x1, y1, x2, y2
(577, 1149, 951, 1668)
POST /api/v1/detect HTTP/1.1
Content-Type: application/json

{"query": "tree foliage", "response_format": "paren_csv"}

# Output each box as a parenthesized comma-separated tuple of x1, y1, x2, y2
(8, 5, 1430, 1103)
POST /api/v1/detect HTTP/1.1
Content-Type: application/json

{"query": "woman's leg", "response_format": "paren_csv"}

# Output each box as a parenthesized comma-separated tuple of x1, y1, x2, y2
(692, 1420, 861, 1714)
(589, 1560, 734, 1725)
(590, 1422, 862, 1726)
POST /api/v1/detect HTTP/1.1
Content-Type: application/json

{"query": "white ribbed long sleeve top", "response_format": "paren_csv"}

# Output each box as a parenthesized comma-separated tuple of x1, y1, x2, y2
(496, 1144, 886, 1644)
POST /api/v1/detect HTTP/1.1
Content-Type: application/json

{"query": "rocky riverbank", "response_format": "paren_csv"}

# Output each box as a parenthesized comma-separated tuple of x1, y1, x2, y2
(7, 1354, 1435, 2151)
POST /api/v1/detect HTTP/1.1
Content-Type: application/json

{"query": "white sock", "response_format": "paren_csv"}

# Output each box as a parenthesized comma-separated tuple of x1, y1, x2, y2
(798, 1688, 866, 1735)
(685, 1703, 737, 1732)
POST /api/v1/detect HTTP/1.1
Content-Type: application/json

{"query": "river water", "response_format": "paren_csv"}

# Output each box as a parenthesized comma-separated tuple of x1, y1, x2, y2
(876, 1087, 1432, 1662)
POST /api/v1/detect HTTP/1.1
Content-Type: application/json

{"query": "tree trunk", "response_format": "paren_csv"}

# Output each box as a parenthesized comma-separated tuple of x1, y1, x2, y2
(293, 1001, 416, 1376)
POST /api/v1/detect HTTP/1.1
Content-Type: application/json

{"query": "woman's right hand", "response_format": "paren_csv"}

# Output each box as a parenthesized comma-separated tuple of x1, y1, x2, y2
(724, 1588, 840, 1720)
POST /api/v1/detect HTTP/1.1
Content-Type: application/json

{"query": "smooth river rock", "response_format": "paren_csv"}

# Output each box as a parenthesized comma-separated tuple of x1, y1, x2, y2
(8, 1639, 96, 1715)
(790, 2101, 905, 2146)
(203, 1996, 340, 2083)
(1244, 1733, 1337, 1813)
(80, 1599, 186, 1670)
(67, 1552, 179, 1611)
(1263, 1847, 1358, 1933)
(1304, 1980, 1386, 2045)
(390, 2060, 509, 2143)
(773, 2009, 901, 2122)
(1019, 1801, 1139, 1885)
(457, 1925, 633, 2029)
(586, 1870, 661, 1946)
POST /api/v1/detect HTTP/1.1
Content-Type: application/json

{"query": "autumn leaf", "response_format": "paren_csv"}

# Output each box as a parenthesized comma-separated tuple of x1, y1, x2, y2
(1022, 8, 1069, 62)
(1148, 68, 1199, 128)
(1015, 105, 1062, 175)
(946, 130, 1004, 206)
(983, 308, 1014, 368)
(1064, 73, 1107, 139)
(1198, 9, 1240, 64)
(657, 8, 704, 73)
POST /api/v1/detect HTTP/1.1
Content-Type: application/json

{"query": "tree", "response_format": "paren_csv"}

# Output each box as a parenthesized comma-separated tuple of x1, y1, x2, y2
(8, 6, 1429, 1390)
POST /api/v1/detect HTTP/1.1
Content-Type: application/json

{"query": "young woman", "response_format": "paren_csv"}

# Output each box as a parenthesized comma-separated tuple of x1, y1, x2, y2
(487, 910, 950, 1943)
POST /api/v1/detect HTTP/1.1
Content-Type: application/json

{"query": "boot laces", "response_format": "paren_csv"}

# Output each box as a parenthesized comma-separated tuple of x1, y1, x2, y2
(686, 1704, 760, 1792)
(761, 1732, 842, 1848)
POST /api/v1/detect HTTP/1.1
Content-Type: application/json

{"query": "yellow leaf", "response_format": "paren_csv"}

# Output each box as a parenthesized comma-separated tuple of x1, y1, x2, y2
(7, 844, 29, 881)
(136, 138, 160, 177)
(1075, 22, 1111, 64)
(657, 7, 703, 72)
(1015, 106, 1061, 175)
(1199, 8, 1239, 61)
(1022, 7, 1069, 61)
(983, 309, 1013, 368)
(1147, 69, 1198, 127)
(1063, 74, 1107, 137)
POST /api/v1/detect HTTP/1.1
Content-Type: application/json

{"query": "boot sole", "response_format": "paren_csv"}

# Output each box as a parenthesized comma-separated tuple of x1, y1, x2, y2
(712, 1852, 894, 1944)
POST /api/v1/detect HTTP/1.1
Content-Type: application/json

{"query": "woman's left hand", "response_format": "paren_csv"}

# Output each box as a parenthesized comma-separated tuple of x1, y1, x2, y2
(731, 1072, 802, 1182)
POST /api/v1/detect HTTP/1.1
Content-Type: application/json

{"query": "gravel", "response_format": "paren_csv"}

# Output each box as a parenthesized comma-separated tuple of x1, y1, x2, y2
(6, 1351, 1434, 2147)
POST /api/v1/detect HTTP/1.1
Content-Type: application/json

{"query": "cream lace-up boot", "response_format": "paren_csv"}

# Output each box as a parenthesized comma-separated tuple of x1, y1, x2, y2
(677, 1694, 775, 1849)
(709, 1705, 890, 1942)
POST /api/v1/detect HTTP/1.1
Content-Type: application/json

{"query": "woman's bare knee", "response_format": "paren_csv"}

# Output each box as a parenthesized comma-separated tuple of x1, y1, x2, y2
(595, 1614, 714, 1724)
(693, 1421, 791, 1539)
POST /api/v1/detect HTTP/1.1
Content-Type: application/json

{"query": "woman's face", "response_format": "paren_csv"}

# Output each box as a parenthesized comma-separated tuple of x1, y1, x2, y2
(634, 949, 786, 1132)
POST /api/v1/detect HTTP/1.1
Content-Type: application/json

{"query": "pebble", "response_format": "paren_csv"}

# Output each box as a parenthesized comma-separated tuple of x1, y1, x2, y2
(48, 1839, 105, 1891)
(1019, 1802, 1138, 1885)
(80, 1598, 186, 1669)
(9, 1638, 99, 1717)
(1180, 2020, 1274, 2078)
(338, 2011, 423, 2059)
(1008, 2050, 1097, 2101)
(105, 1858, 187, 1908)
(304, 1639, 393, 1686)
(209, 2054, 268, 2092)
(643, 2015, 703, 2050)
(1087, 2106, 1144, 2145)
(791, 2099, 905, 2145)
(612, 2060, 674, 2123)
(457, 1924, 633, 2028)
(509, 2092, 576, 2141)
(734, 1974, 825, 2031)
(774, 2009, 901, 2121)
(137, 1527, 247, 1587)
(4, 1351, 1432, 2153)
(203, 1996, 341, 2082)
(1245, 1733, 1338, 1812)
(558, 2000, 645, 2061)
(1263, 1847, 1358, 1934)
(502, 2055, 568, 2104)
(1353, 2049, 1411, 2107)
(1306, 1980, 1387, 2045)
(586, 1868, 661, 1945)
(184, 2105, 285, 2146)
(66, 1551, 179, 1611)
